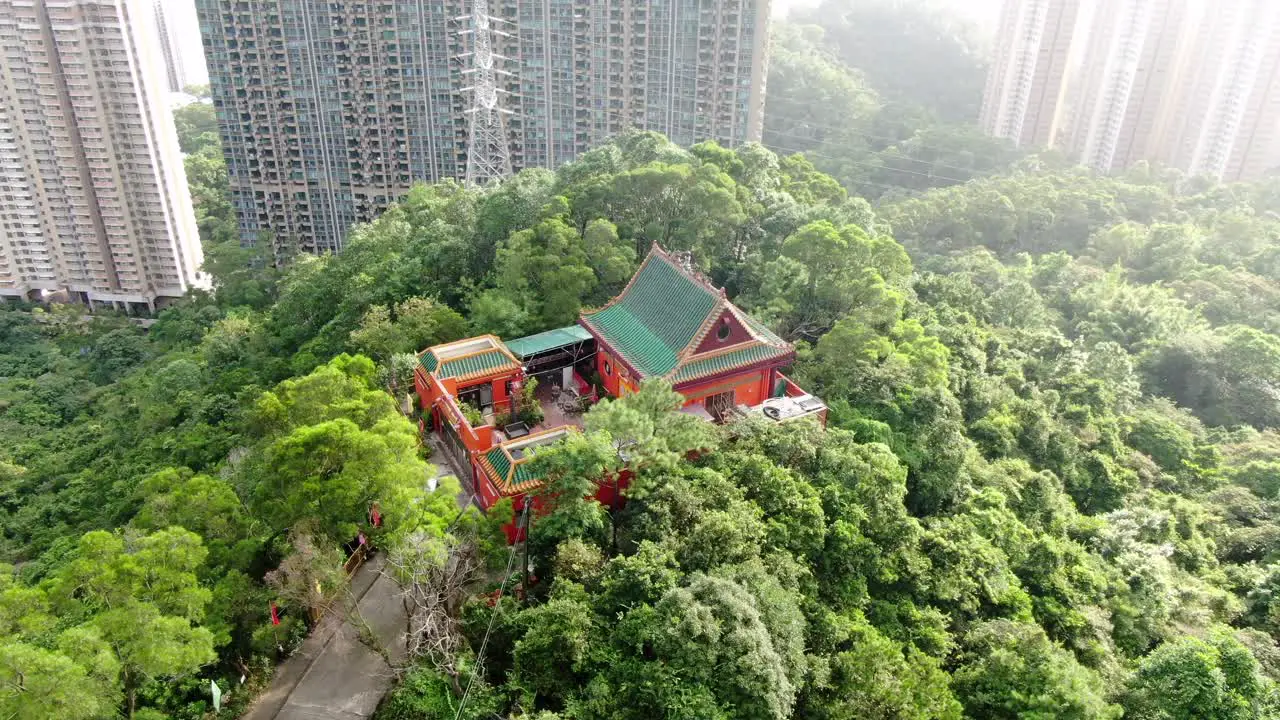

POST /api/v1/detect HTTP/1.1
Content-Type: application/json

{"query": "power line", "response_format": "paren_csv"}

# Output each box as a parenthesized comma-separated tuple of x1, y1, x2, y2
(460, 0, 513, 185)
(239, 17, 1007, 177)
(500, 93, 977, 187)
(762, 111, 1015, 174)
(453, 503, 528, 720)
(228, 20, 1008, 181)
(230, 21, 994, 190)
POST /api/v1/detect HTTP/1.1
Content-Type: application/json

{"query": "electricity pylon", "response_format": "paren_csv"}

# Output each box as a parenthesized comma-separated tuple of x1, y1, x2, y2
(458, 0, 513, 186)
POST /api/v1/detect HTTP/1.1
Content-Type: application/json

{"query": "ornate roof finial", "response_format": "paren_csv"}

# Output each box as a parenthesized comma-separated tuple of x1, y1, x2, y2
(670, 250, 697, 276)
(664, 249, 723, 294)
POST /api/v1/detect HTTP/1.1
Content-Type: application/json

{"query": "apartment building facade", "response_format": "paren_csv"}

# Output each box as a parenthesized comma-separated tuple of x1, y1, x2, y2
(1165, 0, 1280, 182)
(0, 0, 205, 310)
(985, 0, 1280, 181)
(501, 0, 768, 171)
(196, 0, 770, 254)
(1066, 0, 1196, 173)
(980, 0, 1083, 149)
(153, 0, 187, 92)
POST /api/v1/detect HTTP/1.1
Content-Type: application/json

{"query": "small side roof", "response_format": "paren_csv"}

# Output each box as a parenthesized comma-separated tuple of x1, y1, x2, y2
(419, 335, 521, 383)
(477, 426, 576, 496)
(505, 325, 594, 359)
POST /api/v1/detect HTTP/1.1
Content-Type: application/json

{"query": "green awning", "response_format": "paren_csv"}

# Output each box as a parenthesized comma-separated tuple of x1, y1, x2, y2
(505, 325, 594, 359)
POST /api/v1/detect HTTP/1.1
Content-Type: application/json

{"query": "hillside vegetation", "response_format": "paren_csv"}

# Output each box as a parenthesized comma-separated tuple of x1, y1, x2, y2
(5, 126, 1280, 718)
(6, 4, 1280, 715)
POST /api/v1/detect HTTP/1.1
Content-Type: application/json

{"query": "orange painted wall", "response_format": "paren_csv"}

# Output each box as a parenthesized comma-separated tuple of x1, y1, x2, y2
(416, 369, 462, 412)
(456, 376, 511, 409)
(501, 470, 634, 542)
(679, 369, 770, 408)
(619, 374, 638, 396)
(492, 377, 510, 409)
(414, 368, 433, 409)
(597, 350, 622, 397)
(596, 349, 780, 411)
(452, 373, 517, 416)
(434, 391, 495, 453)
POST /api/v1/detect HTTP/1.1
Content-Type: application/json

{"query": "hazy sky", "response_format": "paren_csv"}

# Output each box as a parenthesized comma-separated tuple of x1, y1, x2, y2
(166, 0, 209, 87)
(772, 0, 1003, 32)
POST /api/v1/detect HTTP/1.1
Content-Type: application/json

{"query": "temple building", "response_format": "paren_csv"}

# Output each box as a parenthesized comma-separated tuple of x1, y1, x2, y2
(414, 245, 826, 512)
(581, 246, 801, 417)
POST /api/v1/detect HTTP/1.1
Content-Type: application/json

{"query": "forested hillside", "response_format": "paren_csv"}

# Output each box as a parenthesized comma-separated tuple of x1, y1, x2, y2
(4, 123, 1280, 718)
(5, 6, 1280, 715)
(763, 0, 1027, 202)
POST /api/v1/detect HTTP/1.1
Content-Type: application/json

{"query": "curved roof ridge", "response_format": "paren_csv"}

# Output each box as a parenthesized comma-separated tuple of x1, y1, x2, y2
(586, 244, 662, 314)
(653, 244, 722, 298)
(580, 244, 791, 380)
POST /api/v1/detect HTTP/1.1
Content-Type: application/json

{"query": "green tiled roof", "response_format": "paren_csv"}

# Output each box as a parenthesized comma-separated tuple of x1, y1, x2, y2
(506, 325, 594, 359)
(426, 349, 518, 381)
(484, 446, 512, 482)
(581, 253, 718, 377)
(482, 446, 547, 494)
(511, 462, 540, 488)
(740, 309, 788, 346)
(670, 344, 792, 384)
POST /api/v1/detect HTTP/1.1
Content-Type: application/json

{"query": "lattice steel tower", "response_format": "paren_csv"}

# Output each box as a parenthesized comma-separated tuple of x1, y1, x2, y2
(460, 0, 513, 185)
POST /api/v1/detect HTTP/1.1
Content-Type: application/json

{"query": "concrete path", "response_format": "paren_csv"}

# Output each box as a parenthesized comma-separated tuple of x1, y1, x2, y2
(240, 450, 467, 719)
(240, 555, 409, 720)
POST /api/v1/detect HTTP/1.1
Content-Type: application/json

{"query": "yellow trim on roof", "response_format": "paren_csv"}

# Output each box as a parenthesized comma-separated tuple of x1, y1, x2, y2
(480, 425, 579, 497)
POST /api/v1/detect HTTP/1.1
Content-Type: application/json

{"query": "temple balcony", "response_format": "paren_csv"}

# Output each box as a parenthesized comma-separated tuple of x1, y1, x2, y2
(682, 372, 827, 426)
(490, 369, 593, 443)
(748, 372, 828, 425)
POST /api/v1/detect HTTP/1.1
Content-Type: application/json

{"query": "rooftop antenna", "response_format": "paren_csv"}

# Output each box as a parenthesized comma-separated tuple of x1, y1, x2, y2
(457, 0, 514, 186)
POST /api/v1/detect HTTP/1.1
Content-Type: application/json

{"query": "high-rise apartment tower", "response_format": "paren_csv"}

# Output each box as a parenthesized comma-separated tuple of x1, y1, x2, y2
(985, 0, 1280, 181)
(153, 0, 187, 92)
(1065, 0, 1196, 173)
(1164, 0, 1280, 182)
(980, 0, 1083, 149)
(0, 0, 205, 310)
(195, 0, 771, 254)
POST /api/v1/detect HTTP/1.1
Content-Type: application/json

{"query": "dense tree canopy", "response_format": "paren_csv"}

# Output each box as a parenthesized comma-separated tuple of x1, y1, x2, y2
(10, 5, 1280, 710)
(762, 8, 1020, 202)
(790, 0, 987, 124)
(10, 123, 1280, 715)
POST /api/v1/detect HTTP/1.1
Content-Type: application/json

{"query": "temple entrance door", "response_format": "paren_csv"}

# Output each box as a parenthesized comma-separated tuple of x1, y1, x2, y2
(459, 383, 494, 413)
(705, 391, 736, 422)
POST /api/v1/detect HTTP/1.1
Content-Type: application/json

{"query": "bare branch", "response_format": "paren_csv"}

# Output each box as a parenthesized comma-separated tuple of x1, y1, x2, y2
(381, 531, 484, 682)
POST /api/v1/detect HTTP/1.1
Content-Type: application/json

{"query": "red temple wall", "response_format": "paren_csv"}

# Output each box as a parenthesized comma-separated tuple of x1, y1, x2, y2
(598, 350, 784, 410)
(694, 311, 755, 354)
(493, 377, 510, 410)
(678, 368, 771, 408)
(597, 350, 622, 397)
(501, 470, 633, 543)
(475, 465, 502, 510)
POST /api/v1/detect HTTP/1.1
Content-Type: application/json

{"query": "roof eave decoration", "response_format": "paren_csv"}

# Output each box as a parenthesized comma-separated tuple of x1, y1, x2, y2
(665, 343, 793, 384)
(478, 426, 579, 496)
